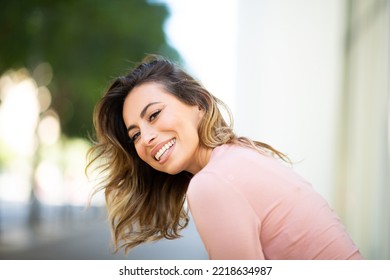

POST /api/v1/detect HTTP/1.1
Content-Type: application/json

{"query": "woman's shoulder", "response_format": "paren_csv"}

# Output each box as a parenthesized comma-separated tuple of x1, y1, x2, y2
(189, 143, 308, 196)
(188, 145, 244, 186)
(209, 143, 262, 161)
(189, 144, 269, 189)
(203, 143, 275, 171)
(186, 145, 249, 205)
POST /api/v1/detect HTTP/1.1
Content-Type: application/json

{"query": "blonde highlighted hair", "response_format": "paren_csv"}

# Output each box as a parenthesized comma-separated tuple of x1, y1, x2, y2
(86, 55, 289, 253)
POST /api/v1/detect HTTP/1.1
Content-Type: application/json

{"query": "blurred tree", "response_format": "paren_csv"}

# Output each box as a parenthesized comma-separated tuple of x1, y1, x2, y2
(0, 0, 180, 138)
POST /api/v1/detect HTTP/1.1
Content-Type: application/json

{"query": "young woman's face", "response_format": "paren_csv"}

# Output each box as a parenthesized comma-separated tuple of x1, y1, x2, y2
(123, 82, 206, 175)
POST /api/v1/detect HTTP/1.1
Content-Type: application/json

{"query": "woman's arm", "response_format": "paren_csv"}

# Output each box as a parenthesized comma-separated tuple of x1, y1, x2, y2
(187, 171, 265, 260)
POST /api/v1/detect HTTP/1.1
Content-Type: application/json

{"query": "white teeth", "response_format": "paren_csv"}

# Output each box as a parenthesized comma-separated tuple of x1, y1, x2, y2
(155, 138, 176, 161)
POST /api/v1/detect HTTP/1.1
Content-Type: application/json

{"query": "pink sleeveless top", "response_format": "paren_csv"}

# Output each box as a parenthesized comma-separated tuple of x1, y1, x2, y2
(186, 144, 363, 260)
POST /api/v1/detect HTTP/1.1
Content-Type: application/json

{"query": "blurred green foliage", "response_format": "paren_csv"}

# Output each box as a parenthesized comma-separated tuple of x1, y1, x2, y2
(0, 0, 180, 138)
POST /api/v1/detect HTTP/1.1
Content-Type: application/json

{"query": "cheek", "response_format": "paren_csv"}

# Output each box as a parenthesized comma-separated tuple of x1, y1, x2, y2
(135, 145, 148, 162)
(160, 113, 178, 128)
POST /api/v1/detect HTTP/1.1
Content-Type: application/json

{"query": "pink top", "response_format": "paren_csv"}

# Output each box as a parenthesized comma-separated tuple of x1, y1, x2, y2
(186, 144, 363, 260)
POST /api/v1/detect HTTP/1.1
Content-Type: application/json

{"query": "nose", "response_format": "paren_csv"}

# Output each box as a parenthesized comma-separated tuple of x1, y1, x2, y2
(140, 125, 157, 146)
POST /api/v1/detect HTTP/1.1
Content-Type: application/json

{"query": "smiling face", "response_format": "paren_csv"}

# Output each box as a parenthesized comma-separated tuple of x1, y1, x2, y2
(122, 82, 211, 175)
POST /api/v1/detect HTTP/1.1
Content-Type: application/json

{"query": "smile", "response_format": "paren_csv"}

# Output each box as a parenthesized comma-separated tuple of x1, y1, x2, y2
(155, 138, 176, 161)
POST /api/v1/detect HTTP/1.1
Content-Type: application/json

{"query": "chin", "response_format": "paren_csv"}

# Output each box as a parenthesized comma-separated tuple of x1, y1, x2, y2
(157, 164, 185, 175)
(162, 167, 183, 175)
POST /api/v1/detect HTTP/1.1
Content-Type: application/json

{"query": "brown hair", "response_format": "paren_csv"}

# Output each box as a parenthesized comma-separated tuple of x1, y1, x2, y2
(86, 55, 289, 253)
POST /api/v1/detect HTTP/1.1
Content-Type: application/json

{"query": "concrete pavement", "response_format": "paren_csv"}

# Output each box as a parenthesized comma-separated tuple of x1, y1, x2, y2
(0, 204, 207, 260)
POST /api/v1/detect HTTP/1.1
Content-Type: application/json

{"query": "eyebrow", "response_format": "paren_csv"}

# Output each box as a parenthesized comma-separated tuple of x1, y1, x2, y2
(126, 102, 162, 132)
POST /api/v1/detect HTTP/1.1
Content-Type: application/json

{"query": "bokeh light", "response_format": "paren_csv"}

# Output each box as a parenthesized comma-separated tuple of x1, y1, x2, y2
(0, 68, 98, 207)
(0, 69, 39, 157)
(37, 110, 60, 146)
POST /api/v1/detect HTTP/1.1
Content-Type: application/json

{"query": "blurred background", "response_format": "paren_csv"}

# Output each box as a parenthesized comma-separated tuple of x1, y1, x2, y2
(0, 0, 388, 260)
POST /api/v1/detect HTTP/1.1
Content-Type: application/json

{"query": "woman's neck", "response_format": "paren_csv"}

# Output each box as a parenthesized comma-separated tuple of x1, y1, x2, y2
(185, 146, 214, 175)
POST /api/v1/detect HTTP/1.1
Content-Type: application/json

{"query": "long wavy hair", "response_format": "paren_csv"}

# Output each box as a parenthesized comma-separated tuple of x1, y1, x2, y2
(86, 55, 289, 254)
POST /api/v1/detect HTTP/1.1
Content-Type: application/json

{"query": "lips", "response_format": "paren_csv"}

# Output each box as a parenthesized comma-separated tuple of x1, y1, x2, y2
(152, 138, 176, 161)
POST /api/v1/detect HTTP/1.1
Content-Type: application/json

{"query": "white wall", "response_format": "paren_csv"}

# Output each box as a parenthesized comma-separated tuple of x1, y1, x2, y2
(235, 0, 346, 201)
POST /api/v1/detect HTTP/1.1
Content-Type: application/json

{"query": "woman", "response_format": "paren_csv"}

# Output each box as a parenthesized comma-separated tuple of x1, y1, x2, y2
(87, 55, 363, 259)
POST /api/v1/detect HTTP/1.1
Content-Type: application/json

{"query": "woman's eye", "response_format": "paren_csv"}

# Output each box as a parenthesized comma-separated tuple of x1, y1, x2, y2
(149, 110, 161, 121)
(131, 132, 140, 142)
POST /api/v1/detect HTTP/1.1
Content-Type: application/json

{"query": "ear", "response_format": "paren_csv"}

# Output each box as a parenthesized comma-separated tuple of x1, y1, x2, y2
(193, 105, 205, 123)
(198, 106, 206, 121)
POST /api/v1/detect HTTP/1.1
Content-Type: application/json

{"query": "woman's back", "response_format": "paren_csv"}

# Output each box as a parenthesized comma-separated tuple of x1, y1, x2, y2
(187, 144, 362, 259)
